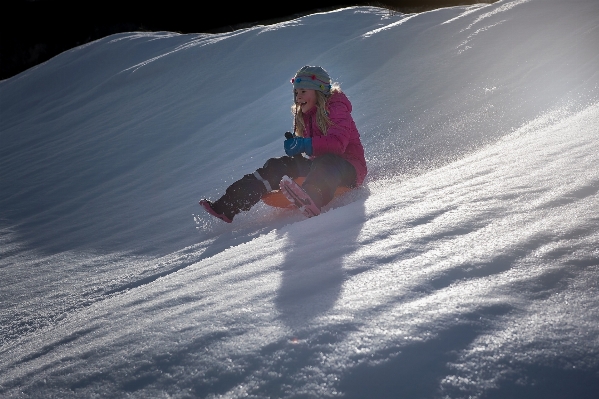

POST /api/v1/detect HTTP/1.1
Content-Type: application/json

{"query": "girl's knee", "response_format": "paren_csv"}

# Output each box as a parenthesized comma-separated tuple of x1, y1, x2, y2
(258, 157, 291, 189)
(262, 157, 282, 170)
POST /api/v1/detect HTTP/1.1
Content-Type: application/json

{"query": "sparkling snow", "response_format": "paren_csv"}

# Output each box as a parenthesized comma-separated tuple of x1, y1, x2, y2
(1, 0, 598, 398)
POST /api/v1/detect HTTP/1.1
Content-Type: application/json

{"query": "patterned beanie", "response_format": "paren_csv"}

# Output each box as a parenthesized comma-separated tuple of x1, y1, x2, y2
(291, 65, 332, 95)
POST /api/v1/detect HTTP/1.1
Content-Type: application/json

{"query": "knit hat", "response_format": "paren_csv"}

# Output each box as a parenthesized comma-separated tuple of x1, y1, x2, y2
(291, 66, 332, 94)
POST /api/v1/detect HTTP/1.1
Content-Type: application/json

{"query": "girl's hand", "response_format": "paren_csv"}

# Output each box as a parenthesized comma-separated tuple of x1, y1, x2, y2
(284, 137, 313, 157)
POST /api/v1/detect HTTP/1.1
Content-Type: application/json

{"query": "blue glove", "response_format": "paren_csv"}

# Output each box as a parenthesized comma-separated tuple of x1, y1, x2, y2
(284, 137, 313, 157)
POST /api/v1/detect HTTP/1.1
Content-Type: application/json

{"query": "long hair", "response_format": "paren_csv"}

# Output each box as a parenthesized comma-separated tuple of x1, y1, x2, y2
(292, 85, 341, 137)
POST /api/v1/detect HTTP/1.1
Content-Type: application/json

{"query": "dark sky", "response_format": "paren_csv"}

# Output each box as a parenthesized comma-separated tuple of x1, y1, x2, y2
(5, 0, 361, 37)
(1, 1, 490, 79)
(1, 0, 359, 78)
(4, 1, 486, 36)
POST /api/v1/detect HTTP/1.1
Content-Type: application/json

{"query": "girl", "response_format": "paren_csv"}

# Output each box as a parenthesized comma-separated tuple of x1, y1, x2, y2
(200, 65, 367, 222)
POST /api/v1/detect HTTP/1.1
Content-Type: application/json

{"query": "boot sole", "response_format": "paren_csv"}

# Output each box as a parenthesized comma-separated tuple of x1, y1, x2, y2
(279, 176, 321, 218)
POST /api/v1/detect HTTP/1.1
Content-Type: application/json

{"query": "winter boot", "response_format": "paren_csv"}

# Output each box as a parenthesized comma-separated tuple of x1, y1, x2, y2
(199, 199, 233, 223)
(279, 175, 321, 217)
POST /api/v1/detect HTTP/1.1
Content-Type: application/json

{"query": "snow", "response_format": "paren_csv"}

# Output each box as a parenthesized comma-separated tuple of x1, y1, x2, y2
(1, 0, 598, 397)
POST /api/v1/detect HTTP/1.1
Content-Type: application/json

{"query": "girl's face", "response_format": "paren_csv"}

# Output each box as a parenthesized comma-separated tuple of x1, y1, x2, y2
(294, 89, 317, 113)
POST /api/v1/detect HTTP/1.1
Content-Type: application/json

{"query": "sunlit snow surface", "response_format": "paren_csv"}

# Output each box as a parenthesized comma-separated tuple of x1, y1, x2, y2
(1, 0, 598, 398)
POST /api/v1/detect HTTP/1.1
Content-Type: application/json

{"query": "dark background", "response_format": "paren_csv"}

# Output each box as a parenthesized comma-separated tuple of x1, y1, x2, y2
(1, 1, 494, 80)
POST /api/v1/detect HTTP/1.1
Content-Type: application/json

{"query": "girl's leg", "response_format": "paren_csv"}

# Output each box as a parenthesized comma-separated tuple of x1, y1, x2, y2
(210, 156, 311, 220)
(302, 154, 357, 208)
(209, 173, 267, 221)
(256, 155, 311, 190)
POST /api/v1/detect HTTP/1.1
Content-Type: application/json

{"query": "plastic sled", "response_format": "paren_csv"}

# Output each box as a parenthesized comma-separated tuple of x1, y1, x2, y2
(261, 177, 351, 209)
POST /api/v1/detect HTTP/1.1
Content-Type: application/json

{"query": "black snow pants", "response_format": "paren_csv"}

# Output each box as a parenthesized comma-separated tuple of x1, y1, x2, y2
(211, 153, 356, 221)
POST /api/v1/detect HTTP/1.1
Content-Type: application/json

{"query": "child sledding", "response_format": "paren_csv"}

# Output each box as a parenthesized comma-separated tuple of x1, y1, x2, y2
(200, 65, 367, 223)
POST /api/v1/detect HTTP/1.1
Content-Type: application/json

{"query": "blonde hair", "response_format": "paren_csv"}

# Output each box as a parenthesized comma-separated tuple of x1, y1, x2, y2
(292, 85, 342, 137)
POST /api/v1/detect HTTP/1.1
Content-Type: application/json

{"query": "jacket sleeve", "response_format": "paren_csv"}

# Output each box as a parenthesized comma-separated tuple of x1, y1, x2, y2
(311, 99, 353, 156)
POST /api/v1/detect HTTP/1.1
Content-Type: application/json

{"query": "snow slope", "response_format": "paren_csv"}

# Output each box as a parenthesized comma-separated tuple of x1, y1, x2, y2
(1, 0, 598, 397)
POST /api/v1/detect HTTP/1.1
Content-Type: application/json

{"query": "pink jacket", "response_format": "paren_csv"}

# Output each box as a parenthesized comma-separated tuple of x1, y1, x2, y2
(302, 92, 367, 186)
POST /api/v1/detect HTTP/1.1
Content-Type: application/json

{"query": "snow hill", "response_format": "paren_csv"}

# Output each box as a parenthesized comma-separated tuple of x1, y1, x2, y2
(1, 0, 598, 398)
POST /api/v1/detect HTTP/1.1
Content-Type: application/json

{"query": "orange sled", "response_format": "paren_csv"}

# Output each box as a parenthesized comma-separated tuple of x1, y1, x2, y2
(261, 177, 351, 209)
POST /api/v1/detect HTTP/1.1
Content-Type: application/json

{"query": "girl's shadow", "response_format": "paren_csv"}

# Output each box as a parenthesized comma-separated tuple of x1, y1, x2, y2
(274, 193, 367, 331)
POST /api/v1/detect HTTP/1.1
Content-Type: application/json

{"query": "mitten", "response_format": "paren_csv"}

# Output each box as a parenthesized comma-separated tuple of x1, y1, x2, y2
(284, 137, 313, 157)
